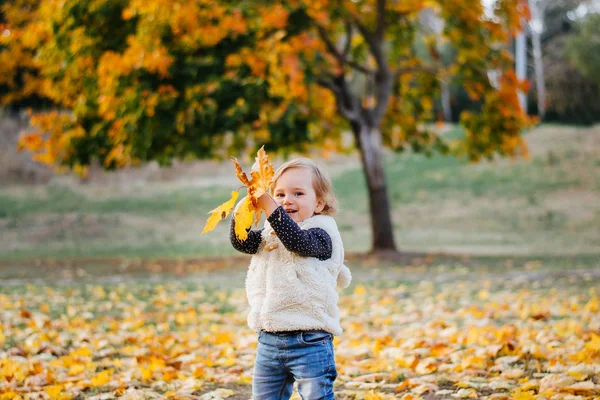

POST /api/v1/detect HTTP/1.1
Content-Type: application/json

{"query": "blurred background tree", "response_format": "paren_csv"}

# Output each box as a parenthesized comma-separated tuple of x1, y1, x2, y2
(0, 0, 546, 254)
(531, 0, 600, 124)
(566, 12, 600, 85)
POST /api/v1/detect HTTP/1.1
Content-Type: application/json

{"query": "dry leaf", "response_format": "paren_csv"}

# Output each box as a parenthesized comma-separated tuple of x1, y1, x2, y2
(399, 394, 422, 400)
(411, 383, 438, 395)
(562, 381, 597, 395)
(250, 146, 274, 199)
(501, 368, 524, 379)
(202, 192, 239, 234)
(451, 388, 478, 398)
(539, 374, 575, 392)
(509, 389, 536, 400)
(205, 146, 275, 239)
(200, 389, 236, 400)
(352, 373, 392, 383)
(487, 395, 510, 400)
(234, 196, 254, 241)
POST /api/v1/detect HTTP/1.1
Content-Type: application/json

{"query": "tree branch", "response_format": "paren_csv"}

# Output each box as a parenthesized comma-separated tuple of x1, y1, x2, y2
(343, 20, 352, 58)
(315, 23, 374, 75)
(317, 77, 360, 122)
(375, 0, 386, 40)
(351, 14, 385, 68)
(394, 66, 438, 79)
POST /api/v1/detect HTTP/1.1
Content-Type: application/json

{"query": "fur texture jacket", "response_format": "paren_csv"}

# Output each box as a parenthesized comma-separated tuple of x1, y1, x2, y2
(245, 214, 352, 335)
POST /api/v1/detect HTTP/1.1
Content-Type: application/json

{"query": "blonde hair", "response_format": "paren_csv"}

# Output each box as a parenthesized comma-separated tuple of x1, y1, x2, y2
(270, 158, 338, 216)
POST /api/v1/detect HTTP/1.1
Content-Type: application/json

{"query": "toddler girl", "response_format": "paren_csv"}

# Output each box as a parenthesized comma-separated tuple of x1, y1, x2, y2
(230, 158, 352, 400)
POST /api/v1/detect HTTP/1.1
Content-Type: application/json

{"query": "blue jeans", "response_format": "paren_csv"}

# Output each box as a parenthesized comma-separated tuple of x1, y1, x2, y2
(253, 330, 338, 400)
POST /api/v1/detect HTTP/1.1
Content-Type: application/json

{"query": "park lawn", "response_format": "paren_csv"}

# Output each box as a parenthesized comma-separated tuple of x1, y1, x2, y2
(0, 123, 599, 261)
(1, 256, 599, 399)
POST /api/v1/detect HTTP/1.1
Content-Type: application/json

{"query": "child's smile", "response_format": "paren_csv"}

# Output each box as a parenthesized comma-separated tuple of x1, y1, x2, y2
(273, 167, 324, 223)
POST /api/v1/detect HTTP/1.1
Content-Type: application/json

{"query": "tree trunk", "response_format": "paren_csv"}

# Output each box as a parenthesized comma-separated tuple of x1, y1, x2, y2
(354, 123, 397, 253)
(529, 0, 547, 119)
(531, 29, 546, 118)
(441, 80, 453, 122)
(515, 21, 528, 112)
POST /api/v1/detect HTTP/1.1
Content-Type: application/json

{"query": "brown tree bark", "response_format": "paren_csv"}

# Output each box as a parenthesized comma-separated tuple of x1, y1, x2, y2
(316, 0, 399, 255)
(354, 124, 397, 252)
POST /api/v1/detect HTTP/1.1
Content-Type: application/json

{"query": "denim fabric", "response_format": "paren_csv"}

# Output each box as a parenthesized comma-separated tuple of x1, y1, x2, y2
(253, 330, 338, 400)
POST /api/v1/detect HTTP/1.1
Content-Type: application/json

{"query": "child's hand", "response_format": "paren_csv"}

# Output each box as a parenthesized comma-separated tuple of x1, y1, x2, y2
(257, 193, 278, 217)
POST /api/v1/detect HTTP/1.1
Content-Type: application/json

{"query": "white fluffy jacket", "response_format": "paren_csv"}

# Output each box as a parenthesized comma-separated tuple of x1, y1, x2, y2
(245, 214, 352, 335)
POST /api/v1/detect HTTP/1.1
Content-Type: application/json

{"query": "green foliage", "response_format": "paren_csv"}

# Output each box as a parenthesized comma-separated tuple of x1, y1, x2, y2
(566, 12, 600, 85)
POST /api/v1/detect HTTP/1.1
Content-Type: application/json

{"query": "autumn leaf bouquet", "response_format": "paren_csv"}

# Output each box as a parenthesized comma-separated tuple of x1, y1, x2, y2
(202, 147, 274, 240)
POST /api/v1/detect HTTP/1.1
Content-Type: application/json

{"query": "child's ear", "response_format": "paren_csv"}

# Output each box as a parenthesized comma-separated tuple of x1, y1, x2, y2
(315, 199, 325, 214)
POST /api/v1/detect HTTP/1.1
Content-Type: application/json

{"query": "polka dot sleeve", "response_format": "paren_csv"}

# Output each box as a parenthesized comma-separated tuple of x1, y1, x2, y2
(267, 206, 332, 261)
(230, 218, 263, 255)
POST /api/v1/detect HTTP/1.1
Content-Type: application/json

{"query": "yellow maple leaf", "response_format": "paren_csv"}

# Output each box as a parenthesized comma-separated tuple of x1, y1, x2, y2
(234, 196, 254, 240)
(90, 369, 113, 386)
(202, 191, 239, 234)
(585, 332, 600, 352)
(214, 332, 234, 345)
(510, 389, 535, 400)
(44, 386, 62, 399)
(140, 365, 154, 381)
(365, 391, 385, 400)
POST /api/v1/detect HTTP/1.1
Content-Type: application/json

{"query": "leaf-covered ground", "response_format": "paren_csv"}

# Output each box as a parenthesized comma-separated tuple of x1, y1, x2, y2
(1, 259, 599, 400)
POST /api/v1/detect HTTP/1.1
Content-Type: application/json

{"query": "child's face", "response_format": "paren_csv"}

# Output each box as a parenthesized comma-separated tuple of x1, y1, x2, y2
(273, 167, 324, 223)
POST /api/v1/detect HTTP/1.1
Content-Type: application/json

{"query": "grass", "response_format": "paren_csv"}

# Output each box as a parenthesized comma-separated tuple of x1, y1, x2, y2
(0, 184, 234, 218)
(0, 124, 599, 261)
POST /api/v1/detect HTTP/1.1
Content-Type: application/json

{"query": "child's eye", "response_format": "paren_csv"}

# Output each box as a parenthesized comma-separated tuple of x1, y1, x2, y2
(276, 193, 284, 197)
(295, 192, 303, 196)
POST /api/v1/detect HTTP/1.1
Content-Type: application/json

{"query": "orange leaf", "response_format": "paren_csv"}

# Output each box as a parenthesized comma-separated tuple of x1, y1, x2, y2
(250, 145, 275, 202)
(17, 132, 44, 152)
(232, 157, 251, 186)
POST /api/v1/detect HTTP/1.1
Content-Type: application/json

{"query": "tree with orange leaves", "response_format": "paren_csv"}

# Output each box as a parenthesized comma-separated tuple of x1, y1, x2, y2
(2, 0, 532, 255)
